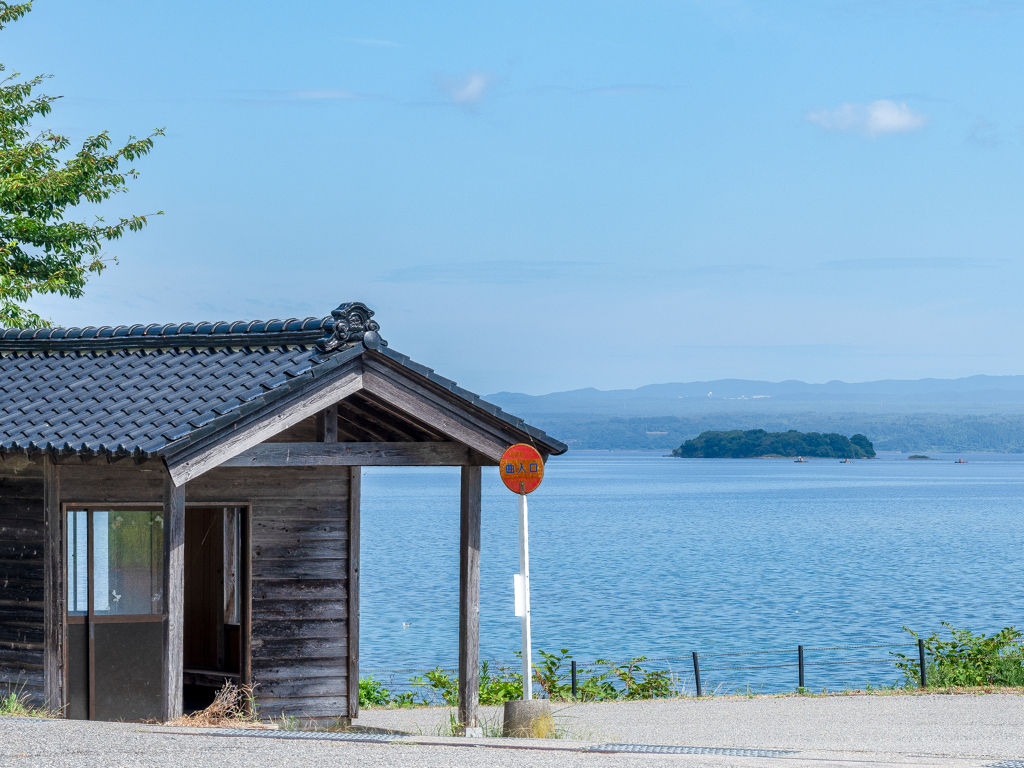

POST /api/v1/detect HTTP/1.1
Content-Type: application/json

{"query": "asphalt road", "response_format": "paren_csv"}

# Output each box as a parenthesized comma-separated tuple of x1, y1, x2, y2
(3, 693, 1023, 768)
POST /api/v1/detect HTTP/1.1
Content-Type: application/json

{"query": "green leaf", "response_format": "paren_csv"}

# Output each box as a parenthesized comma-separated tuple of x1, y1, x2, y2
(0, 3, 163, 327)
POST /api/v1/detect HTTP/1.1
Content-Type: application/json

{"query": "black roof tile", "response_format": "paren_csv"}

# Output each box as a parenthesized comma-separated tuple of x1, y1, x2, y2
(0, 302, 567, 460)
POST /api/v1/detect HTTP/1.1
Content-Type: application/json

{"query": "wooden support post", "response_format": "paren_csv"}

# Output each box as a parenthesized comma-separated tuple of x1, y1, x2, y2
(347, 466, 361, 719)
(239, 507, 252, 696)
(215, 508, 227, 672)
(162, 473, 186, 722)
(317, 403, 339, 443)
(43, 457, 63, 713)
(458, 465, 481, 728)
(223, 508, 238, 624)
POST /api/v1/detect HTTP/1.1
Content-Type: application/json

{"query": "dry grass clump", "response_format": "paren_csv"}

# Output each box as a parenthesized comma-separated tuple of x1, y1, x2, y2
(0, 685, 56, 718)
(167, 682, 263, 728)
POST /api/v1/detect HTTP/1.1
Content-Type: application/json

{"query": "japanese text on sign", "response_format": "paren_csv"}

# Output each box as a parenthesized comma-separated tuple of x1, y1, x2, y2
(499, 443, 545, 494)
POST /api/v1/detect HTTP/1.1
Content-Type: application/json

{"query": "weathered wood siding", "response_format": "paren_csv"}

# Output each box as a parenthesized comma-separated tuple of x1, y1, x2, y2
(56, 461, 353, 719)
(0, 457, 45, 704)
(248, 471, 350, 719)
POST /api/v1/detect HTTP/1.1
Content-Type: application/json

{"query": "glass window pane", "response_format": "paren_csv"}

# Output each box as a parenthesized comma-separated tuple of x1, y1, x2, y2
(92, 511, 164, 616)
(67, 511, 89, 616)
(93, 512, 109, 612)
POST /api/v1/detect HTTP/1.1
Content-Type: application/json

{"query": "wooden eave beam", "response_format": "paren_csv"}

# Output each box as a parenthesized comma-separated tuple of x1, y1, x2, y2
(166, 348, 548, 483)
(165, 359, 363, 485)
(361, 358, 526, 463)
(220, 441, 473, 467)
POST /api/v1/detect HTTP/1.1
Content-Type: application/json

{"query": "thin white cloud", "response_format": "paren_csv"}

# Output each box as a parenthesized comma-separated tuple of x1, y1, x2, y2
(586, 85, 665, 96)
(342, 37, 402, 48)
(288, 89, 363, 100)
(375, 260, 607, 284)
(437, 71, 495, 107)
(226, 88, 387, 106)
(822, 257, 997, 271)
(806, 99, 928, 137)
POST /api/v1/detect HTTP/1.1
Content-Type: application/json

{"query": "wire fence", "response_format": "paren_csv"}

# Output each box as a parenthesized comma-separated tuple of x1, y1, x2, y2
(361, 639, 929, 704)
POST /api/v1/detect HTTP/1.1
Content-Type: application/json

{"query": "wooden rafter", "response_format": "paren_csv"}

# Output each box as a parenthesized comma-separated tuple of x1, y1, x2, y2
(337, 398, 419, 442)
(351, 391, 450, 442)
(361, 360, 511, 462)
(335, 411, 389, 442)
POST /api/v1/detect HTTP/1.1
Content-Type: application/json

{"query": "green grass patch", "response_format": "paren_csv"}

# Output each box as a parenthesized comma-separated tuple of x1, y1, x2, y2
(0, 684, 54, 718)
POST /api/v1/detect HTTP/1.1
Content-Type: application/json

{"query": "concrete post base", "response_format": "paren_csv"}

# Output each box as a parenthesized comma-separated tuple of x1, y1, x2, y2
(502, 699, 554, 738)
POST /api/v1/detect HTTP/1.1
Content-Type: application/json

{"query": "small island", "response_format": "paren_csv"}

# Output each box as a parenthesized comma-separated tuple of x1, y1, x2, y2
(673, 429, 876, 459)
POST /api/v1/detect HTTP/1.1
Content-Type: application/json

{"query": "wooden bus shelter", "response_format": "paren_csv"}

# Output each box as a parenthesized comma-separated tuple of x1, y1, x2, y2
(0, 302, 566, 726)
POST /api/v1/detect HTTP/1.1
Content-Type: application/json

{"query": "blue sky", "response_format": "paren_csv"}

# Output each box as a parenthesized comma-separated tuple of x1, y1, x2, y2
(4, 1, 1023, 394)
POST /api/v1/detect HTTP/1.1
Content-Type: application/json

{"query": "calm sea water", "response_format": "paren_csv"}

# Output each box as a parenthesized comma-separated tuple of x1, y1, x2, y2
(360, 451, 1024, 693)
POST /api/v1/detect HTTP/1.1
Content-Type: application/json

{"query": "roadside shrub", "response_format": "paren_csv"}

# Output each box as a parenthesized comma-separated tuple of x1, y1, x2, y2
(364, 649, 680, 707)
(534, 649, 573, 700)
(534, 649, 672, 701)
(410, 662, 524, 706)
(411, 668, 459, 707)
(896, 623, 1024, 687)
(601, 657, 674, 700)
(359, 676, 394, 708)
(479, 661, 523, 704)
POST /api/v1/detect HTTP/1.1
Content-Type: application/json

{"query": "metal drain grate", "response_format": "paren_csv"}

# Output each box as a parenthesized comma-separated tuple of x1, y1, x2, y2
(987, 762, 1024, 768)
(203, 729, 396, 743)
(162, 730, 800, 756)
(586, 744, 797, 757)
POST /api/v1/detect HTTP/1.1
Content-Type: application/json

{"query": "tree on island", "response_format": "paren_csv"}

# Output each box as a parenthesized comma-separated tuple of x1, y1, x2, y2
(673, 429, 876, 459)
(0, 2, 163, 328)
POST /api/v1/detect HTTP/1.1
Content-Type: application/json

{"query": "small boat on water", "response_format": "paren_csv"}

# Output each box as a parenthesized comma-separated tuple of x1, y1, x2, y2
(956, 458, 968, 464)
(794, 457, 807, 463)
(840, 458, 854, 463)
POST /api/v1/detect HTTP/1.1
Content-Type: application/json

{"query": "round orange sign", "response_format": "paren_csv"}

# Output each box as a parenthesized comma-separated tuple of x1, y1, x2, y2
(499, 443, 545, 494)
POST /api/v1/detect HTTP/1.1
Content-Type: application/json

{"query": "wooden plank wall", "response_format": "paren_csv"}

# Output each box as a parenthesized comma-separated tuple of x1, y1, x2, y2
(247, 471, 351, 719)
(56, 462, 353, 720)
(0, 457, 45, 704)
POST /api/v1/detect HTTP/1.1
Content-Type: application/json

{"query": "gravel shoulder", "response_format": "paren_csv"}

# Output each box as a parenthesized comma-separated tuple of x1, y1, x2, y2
(3, 693, 1024, 768)
(356, 692, 1024, 759)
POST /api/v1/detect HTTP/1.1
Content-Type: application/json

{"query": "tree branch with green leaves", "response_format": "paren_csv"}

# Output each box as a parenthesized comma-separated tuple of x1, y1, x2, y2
(0, 1, 162, 327)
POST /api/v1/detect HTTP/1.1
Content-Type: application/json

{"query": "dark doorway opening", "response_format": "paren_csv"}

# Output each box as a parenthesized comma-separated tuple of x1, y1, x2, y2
(183, 507, 243, 713)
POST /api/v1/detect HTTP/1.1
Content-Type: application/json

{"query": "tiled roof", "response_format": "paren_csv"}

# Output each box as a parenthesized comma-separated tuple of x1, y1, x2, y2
(0, 317, 330, 352)
(0, 303, 566, 460)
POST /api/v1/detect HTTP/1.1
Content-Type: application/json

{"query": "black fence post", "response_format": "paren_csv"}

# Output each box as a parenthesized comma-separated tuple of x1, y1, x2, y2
(571, 660, 577, 699)
(693, 652, 702, 697)
(918, 638, 927, 688)
(798, 645, 805, 690)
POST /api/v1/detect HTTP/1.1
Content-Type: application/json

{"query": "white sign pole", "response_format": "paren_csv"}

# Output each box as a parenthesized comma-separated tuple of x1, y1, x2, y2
(518, 488, 532, 700)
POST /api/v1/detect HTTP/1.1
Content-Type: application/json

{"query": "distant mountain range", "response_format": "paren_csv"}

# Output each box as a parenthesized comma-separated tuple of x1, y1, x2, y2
(486, 376, 1024, 453)
(488, 375, 1024, 417)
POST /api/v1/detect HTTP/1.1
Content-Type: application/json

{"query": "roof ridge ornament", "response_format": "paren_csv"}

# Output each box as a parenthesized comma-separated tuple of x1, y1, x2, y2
(315, 302, 387, 354)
